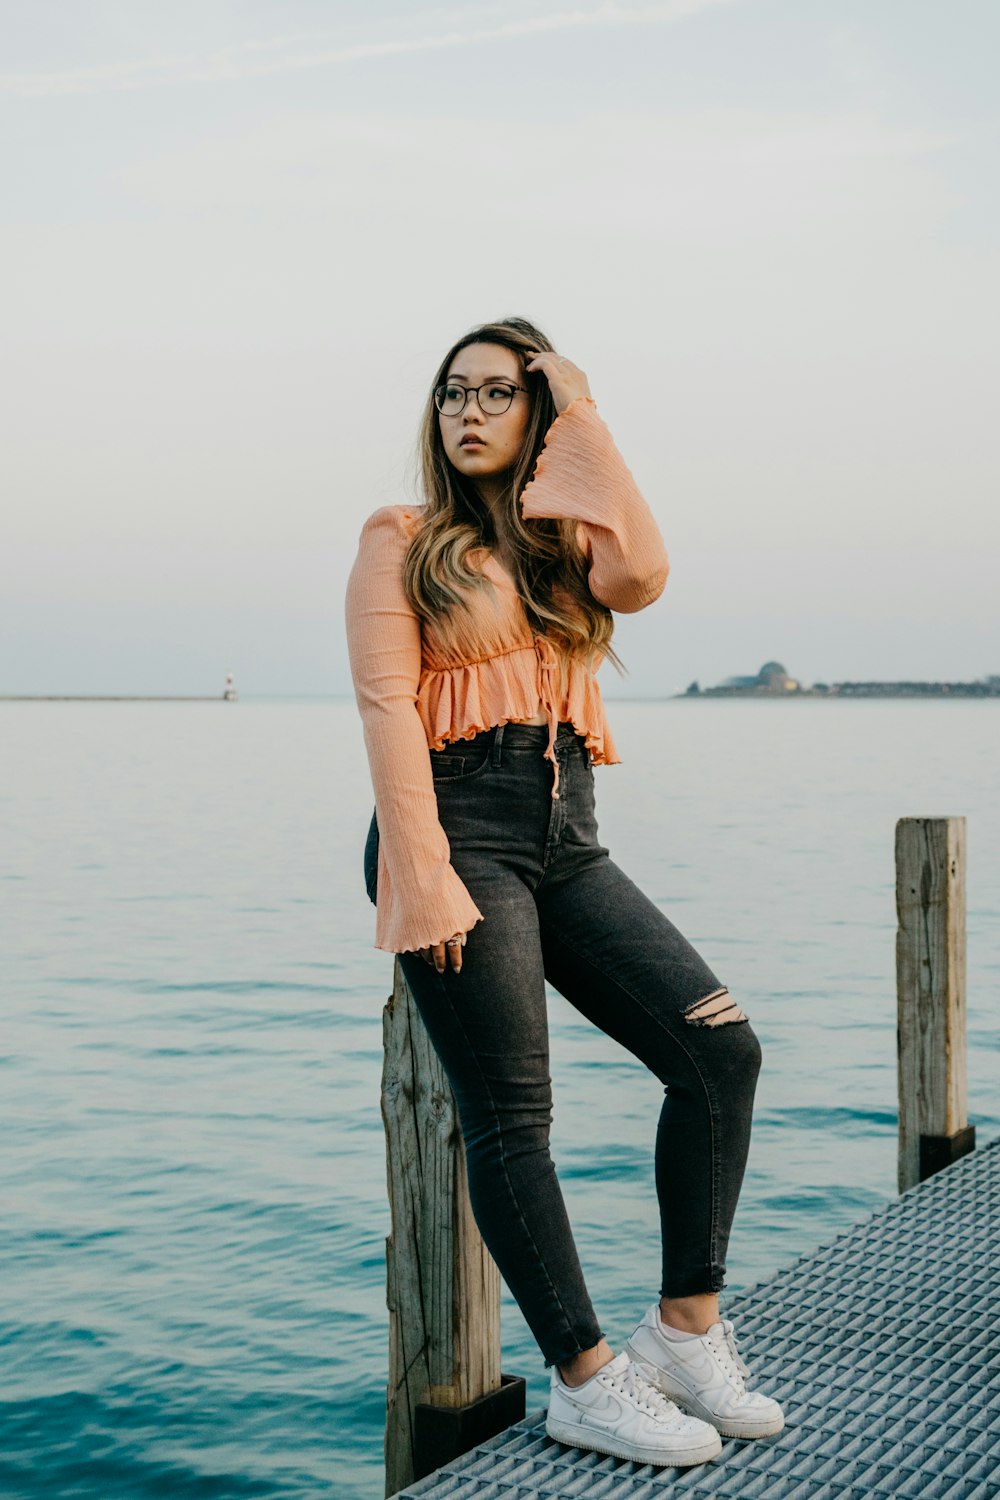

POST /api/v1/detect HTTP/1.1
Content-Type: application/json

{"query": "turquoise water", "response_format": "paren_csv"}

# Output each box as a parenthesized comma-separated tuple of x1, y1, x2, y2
(3, 697, 998, 1499)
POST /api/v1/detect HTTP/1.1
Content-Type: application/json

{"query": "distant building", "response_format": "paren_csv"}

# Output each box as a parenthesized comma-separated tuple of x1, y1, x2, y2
(691, 661, 801, 697)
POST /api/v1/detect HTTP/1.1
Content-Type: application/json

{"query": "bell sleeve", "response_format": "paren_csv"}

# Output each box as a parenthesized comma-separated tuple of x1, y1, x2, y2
(519, 395, 669, 612)
(345, 505, 486, 954)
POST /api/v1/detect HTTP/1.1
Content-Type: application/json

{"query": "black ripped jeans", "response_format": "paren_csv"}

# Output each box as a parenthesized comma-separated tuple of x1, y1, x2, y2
(363, 721, 762, 1371)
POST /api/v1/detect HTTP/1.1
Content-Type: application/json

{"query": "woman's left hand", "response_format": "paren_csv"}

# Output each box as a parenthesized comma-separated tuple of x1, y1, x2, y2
(524, 350, 592, 415)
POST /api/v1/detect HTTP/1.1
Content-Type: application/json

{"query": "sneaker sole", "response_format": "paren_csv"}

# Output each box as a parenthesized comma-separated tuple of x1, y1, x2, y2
(545, 1415, 723, 1467)
(624, 1342, 785, 1440)
(672, 1401, 785, 1440)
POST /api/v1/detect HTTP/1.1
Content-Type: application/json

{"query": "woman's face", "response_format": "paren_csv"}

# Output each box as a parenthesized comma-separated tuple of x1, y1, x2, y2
(437, 341, 532, 499)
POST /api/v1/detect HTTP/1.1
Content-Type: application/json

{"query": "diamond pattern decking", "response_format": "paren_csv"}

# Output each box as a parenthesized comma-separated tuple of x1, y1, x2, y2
(389, 1134, 1000, 1499)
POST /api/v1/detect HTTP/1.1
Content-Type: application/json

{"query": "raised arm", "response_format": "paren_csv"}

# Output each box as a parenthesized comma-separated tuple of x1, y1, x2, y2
(344, 505, 485, 954)
(519, 394, 669, 613)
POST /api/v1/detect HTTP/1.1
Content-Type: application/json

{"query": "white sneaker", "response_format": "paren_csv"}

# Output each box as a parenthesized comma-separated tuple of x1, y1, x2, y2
(546, 1349, 723, 1467)
(624, 1303, 785, 1439)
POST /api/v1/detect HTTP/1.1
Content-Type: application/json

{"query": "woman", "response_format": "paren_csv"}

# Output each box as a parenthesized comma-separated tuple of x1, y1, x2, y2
(345, 316, 783, 1469)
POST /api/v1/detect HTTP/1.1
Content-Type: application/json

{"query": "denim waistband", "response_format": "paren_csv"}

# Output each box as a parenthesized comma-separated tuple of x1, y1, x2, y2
(432, 720, 582, 751)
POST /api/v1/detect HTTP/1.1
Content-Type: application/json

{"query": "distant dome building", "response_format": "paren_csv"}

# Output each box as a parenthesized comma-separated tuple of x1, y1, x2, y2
(756, 661, 798, 691)
(687, 660, 803, 697)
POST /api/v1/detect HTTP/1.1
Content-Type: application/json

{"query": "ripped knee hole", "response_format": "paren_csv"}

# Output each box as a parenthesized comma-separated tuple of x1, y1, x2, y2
(683, 986, 748, 1027)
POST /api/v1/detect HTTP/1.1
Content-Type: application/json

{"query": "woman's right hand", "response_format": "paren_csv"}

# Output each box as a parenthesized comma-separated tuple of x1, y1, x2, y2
(419, 931, 467, 974)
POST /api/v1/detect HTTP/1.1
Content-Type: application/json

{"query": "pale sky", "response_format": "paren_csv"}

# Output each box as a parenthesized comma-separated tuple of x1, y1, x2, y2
(3, 0, 998, 696)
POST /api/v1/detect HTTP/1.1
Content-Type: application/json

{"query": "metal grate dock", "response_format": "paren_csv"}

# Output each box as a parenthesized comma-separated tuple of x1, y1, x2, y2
(389, 1134, 1000, 1499)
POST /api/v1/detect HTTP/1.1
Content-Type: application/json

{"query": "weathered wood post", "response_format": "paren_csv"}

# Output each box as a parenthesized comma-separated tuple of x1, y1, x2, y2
(896, 816, 976, 1193)
(382, 958, 525, 1497)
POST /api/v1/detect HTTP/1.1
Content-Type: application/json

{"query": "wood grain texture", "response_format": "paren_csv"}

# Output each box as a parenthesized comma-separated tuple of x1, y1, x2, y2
(895, 816, 968, 1193)
(382, 958, 501, 1497)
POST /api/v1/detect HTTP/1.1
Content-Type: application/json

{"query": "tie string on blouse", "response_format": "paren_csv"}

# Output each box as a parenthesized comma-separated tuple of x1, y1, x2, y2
(533, 634, 562, 801)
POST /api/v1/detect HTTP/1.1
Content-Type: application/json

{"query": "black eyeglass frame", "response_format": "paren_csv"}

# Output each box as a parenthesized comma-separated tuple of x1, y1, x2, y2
(433, 381, 531, 416)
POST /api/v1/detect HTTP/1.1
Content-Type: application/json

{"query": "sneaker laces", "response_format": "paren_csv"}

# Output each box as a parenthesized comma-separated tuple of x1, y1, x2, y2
(705, 1319, 752, 1392)
(602, 1359, 680, 1421)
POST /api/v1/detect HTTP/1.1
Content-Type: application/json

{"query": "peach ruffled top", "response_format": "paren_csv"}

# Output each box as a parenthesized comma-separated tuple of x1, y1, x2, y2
(344, 395, 669, 954)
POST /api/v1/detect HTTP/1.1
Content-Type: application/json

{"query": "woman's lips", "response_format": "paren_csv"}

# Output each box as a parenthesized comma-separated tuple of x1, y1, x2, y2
(460, 438, 485, 448)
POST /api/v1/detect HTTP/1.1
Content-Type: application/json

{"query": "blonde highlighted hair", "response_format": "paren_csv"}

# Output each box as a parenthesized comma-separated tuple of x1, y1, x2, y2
(402, 316, 627, 693)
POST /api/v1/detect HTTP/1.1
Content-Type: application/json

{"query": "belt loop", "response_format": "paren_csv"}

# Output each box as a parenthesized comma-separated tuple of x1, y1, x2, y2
(491, 722, 505, 767)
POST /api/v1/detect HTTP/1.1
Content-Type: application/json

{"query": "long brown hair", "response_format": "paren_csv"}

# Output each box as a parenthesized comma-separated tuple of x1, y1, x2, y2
(402, 316, 627, 690)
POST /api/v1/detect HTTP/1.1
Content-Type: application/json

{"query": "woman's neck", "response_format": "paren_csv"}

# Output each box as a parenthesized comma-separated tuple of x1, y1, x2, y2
(474, 471, 512, 512)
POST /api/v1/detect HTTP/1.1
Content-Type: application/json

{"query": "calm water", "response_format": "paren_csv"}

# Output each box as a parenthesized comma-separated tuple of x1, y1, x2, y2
(3, 697, 998, 1499)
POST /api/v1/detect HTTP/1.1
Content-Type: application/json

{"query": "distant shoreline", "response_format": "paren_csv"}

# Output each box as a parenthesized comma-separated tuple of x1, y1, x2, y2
(673, 687, 1000, 700)
(679, 661, 1000, 700)
(0, 695, 234, 702)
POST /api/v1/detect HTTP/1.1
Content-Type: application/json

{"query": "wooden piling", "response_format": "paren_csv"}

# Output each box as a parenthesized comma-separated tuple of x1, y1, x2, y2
(383, 958, 522, 1496)
(895, 816, 975, 1193)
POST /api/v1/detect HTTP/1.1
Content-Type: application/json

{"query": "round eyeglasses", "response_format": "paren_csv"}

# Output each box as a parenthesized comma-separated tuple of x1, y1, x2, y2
(433, 381, 529, 417)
